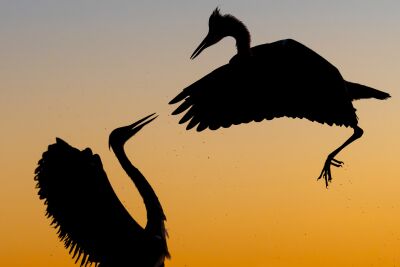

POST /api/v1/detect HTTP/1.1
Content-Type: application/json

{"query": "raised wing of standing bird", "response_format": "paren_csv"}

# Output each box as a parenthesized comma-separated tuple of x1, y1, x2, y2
(170, 8, 390, 186)
(34, 114, 170, 267)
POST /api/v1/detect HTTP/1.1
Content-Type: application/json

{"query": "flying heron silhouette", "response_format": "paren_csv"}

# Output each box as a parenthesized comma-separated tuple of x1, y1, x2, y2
(34, 114, 170, 267)
(170, 8, 390, 186)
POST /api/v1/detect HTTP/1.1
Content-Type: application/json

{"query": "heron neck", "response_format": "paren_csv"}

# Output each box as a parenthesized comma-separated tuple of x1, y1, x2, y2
(227, 17, 252, 57)
(113, 146, 166, 234)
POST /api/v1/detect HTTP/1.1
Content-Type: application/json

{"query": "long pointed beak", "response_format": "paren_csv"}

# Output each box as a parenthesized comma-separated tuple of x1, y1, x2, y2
(108, 113, 158, 150)
(190, 34, 213, 60)
(127, 113, 158, 136)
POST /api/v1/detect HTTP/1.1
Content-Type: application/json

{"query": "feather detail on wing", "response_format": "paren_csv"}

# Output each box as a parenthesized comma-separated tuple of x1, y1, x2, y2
(34, 138, 144, 267)
(170, 39, 360, 130)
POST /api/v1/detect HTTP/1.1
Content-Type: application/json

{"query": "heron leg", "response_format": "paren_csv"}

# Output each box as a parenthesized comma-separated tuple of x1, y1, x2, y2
(317, 126, 364, 187)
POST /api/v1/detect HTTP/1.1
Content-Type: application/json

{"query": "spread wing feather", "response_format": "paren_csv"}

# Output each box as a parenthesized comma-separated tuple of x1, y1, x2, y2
(34, 138, 144, 266)
(170, 39, 358, 130)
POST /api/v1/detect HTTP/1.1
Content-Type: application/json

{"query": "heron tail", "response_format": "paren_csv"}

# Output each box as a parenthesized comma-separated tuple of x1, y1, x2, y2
(346, 81, 391, 101)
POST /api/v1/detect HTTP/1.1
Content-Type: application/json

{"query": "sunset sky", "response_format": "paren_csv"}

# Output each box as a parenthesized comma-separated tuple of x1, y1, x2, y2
(1, 1, 399, 266)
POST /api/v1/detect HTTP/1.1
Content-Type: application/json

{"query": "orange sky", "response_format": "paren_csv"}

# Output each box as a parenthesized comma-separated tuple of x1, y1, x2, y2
(1, 1, 399, 266)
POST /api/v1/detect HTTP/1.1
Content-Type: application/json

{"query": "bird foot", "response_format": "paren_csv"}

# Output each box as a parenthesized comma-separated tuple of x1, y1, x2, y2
(317, 158, 344, 187)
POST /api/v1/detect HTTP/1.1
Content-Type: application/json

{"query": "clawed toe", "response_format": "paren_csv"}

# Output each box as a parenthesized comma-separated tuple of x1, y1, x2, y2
(332, 158, 344, 167)
(317, 157, 344, 187)
(317, 164, 331, 188)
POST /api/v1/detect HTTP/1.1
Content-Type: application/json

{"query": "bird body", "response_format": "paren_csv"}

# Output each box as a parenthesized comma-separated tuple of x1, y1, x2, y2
(35, 114, 169, 267)
(170, 8, 390, 185)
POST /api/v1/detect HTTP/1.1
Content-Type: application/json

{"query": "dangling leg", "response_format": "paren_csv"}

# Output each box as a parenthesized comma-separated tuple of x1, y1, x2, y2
(318, 125, 364, 187)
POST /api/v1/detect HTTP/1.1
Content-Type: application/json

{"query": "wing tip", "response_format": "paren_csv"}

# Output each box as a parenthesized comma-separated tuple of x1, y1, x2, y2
(381, 92, 391, 100)
(169, 98, 178, 105)
(169, 95, 184, 105)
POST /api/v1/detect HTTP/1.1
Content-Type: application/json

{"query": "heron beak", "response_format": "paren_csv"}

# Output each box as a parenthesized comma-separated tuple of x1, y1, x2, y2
(108, 113, 157, 151)
(126, 113, 158, 139)
(191, 34, 214, 60)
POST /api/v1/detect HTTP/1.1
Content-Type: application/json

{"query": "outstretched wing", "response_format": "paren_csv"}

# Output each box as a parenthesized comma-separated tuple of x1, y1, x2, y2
(34, 138, 144, 266)
(170, 63, 267, 131)
(170, 39, 358, 131)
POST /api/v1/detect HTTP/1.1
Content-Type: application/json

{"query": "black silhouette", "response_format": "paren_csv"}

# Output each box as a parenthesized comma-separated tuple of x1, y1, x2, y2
(170, 8, 391, 186)
(35, 114, 169, 267)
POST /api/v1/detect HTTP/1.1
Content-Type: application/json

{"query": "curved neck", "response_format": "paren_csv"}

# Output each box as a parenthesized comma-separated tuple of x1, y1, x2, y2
(225, 16, 252, 56)
(113, 146, 166, 234)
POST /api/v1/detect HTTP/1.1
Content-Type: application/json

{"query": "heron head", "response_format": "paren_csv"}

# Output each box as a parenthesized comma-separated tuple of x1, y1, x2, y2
(109, 113, 157, 152)
(191, 8, 230, 59)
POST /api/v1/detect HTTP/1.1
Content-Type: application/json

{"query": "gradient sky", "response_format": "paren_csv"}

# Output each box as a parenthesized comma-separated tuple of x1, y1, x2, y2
(1, 1, 399, 266)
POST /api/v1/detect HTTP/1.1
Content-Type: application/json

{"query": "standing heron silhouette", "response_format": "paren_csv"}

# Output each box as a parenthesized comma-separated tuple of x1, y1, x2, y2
(170, 8, 390, 187)
(35, 114, 170, 267)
